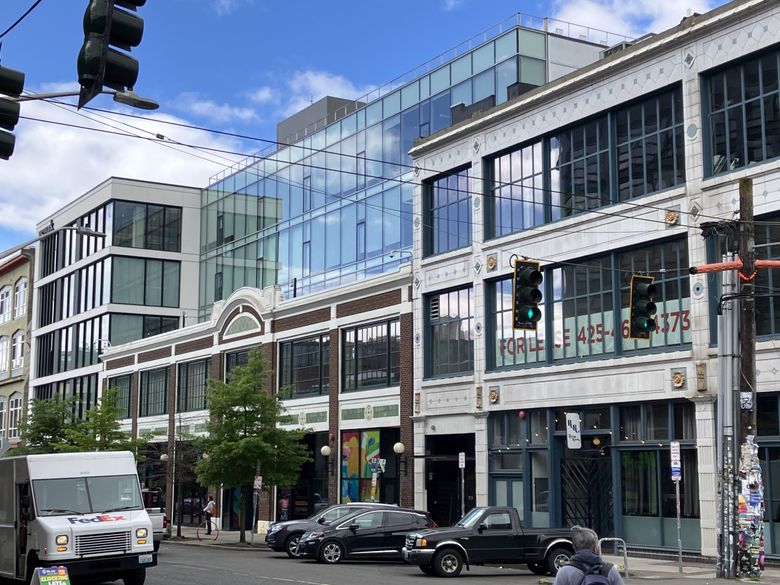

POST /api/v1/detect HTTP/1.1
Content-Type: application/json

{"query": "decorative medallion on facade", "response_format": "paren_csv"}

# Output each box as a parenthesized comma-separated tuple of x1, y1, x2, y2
(413, 163, 421, 177)
(414, 274, 421, 289)
(475, 321, 483, 335)
(473, 196, 480, 209)
(475, 385, 483, 410)
(488, 386, 500, 404)
(472, 138, 480, 153)
(414, 216, 421, 229)
(414, 331, 421, 346)
(298, 411, 307, 426)
(671, 370, 687, 390)
(474, 257, 482, 275)
(665, 208, 680, 226)
(364, 404, 374, 421)
(486, 255, 497, 272)
(414, 392, 421, 414)
(684, 51, 696, 68)
(689, 201, 702, 219)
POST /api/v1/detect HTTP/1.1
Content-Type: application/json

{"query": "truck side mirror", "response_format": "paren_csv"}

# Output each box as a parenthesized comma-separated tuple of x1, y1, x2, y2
(317, 517, 326, 524)
(349, 524, 358, 533)
(477, 523, 487, 533)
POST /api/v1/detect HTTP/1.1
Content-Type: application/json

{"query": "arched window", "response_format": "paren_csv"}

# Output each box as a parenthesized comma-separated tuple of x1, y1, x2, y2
(0, 286, 10, 323)
(8, 392, 21, 439)
(0, 336, 8, 375)
(14, 278, 27, 318)
(11, 330, 24, 370)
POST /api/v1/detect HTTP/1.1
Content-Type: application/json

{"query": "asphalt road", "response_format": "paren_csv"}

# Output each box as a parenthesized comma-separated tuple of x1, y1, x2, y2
(148, 543, 548, 585)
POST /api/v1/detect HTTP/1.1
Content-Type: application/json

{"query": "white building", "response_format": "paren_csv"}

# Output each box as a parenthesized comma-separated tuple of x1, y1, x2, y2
(29, 177, 201, 416)
(410, 0, 780, 556)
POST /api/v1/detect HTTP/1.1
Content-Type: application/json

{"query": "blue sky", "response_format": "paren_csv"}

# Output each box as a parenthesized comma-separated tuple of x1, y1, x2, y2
(0, 0, 722, 254)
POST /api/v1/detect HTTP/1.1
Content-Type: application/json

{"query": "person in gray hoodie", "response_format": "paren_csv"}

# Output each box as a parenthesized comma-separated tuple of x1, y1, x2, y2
(553, 526, 625, 585)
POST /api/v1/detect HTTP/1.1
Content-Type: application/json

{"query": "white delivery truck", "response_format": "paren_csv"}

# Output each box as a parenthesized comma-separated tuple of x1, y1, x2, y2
(0, 451, 156, 585)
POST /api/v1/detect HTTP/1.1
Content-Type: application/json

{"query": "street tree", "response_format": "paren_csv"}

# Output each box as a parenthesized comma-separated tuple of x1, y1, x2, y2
(196, 347, 310, 542)
(8, 395, 75, 455)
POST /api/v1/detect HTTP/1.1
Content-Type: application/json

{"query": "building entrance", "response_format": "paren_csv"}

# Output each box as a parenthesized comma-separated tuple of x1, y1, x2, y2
(425, 434, 475, 527)
(559, 441, 613, 537)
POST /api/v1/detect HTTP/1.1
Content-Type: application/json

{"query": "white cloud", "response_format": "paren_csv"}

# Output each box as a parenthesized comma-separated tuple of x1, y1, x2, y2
(212, 0, 252, 16)
(175, 92, 257, 123)
(1, 93, 246, 237)
(280, 70, 375, 118)
(247, 86, 276, 105)
(553, 0, 718, 40)
(442, 0, 464, 11)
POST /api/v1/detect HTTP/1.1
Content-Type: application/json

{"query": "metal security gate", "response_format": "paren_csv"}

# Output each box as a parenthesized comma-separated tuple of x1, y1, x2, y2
(560, 451, 613, 537)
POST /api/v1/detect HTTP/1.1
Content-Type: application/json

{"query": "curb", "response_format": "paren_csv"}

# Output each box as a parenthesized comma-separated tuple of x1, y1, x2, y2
(163, 538, 277, 552)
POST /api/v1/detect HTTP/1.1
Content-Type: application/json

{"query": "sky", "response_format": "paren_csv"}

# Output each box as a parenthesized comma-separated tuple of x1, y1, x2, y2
(0, 0, 724, 254)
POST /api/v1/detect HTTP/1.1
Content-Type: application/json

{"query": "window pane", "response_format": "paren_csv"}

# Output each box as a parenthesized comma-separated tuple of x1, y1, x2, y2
(112, 257, 145, 305)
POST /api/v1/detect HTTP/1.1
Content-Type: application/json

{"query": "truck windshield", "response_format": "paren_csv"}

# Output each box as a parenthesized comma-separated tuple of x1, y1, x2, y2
(33, 475, 143, 517)
(456, 507, 485, 528)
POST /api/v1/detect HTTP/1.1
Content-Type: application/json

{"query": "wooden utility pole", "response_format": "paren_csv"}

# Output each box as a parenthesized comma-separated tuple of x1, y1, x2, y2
(738, 178, 756, 435)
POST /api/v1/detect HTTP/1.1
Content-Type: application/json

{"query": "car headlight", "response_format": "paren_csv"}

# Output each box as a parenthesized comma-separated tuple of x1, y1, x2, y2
(56, 535, 69, 545)
(268, 524, 281, 533)
(416, 537, 428, 548)
(308, 531, 324, 539)
(136, 528, 148, 538)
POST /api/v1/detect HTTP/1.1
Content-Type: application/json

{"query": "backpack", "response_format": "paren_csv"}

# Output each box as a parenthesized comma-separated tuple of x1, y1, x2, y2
(568, 560, 613, 585)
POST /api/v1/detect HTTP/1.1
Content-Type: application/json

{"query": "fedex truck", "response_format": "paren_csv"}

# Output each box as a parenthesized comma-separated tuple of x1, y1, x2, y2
(0, 451, 156, 585)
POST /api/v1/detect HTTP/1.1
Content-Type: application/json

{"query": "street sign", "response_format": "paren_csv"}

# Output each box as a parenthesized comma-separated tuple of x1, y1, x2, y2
(566, 413, 581, 449)
(378, 458, 387, 473)
(253, 475, 263, 491)
(458, 451, 466, 469)
(670, 441, 681, 481)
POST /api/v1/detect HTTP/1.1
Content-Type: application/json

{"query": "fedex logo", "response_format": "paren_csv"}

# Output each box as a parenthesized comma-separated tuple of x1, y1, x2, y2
(67, 514, 125, 524)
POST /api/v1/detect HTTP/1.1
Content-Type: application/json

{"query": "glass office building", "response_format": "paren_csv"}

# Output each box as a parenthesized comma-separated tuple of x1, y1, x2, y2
(199, 15, 629, 317)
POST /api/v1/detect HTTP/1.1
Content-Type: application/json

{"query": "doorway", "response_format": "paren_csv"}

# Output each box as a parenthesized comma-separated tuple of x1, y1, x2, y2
(425, 434, 475, 527)
(559, 441, 613, 537)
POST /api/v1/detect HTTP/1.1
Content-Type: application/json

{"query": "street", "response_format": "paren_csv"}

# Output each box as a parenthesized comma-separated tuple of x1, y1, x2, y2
(150, 544, 544, 585)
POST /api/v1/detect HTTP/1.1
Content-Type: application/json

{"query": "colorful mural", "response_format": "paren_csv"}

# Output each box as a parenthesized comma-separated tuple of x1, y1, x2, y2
(341, 431, 360, 502)
(737, 436, 765, 578)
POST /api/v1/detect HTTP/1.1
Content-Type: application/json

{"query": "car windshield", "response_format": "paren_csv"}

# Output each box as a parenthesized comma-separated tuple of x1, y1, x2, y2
(33, 475, 143, 517)
(455, 508, 485, 528)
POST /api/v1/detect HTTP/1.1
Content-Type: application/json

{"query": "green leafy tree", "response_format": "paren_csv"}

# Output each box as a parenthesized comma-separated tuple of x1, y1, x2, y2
(8, 396, 75, 455)
(63, 387, 150, 455)
(196, 347, 311, 542)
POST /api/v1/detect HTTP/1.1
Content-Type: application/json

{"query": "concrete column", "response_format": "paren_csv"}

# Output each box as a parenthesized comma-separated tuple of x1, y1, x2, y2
(695, 397, 718, 558)
(474, 413, 489, 507)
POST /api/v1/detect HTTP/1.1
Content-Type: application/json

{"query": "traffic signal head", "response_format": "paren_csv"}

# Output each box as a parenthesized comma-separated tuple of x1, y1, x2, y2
(629, 274, 657, 339)
(0, 66, 24, 160)
(512, 260, 543, 330)
(77, 0, 146, 109)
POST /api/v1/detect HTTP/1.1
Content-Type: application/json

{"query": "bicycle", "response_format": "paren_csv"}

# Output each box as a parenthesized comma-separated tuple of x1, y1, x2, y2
(196, 518, 220, 541)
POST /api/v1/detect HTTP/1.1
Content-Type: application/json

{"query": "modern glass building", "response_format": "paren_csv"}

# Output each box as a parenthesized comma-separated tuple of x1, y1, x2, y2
(198, 14, 630, 317)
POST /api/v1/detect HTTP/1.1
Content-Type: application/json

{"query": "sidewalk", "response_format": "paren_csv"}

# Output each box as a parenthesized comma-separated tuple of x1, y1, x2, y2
(162, 529, 780, 581)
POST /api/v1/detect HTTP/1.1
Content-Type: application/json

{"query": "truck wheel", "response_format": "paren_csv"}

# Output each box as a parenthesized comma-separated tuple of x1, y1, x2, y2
(319, 540, 344, 564)
(122, 568, 146, 585)
(153, 540, 160, 552)
(419, 564, 436, 575)
(433, 548, 463, 577)
(545, 547, 572, 576)
(285, 533, 302, 558)
(527, 562, 548, 575)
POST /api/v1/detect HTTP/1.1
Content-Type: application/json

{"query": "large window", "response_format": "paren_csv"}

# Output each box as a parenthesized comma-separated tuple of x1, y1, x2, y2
(343, 320, 400, 392)
(340, 428, 401, 504)
(225, 348, 251, 380)
(14, 278, 27, 318)
(0, 286, 10, 323)
(279, 334, 330, 398)
(178, 360, 209, 412)
(11, 330, 24, 370)
(36, 315, 111, 378)
(39, 203, 111, 278)
(0, 396, 5, 436)
(114, 201, 182, 251)
(139, 368, 168, 417)
(427, 287, 474, 377)
(110, 314, 179, 346)
(112, 257, 180, 307)
(488, 239, 691, 370)
(8, 392, 21, 439)
(707, 49, 780, 175)
(424, 167, 471, 256)
(616, 89, 685, 200)
(108, 374, 132, 419)
(489, 140, 545, 238)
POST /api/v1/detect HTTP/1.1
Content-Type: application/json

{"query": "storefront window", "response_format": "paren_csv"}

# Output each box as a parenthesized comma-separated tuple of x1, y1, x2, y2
(342, 319, 400, 391)
(279, 334, 330, 398)
(340, 428, 399, 504)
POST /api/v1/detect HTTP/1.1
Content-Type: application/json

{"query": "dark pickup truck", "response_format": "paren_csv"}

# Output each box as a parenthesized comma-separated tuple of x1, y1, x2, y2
(402, 506, 574, 577)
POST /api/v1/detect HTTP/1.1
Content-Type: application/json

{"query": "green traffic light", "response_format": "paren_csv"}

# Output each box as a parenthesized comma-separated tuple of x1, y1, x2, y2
(526, 308, 534, 319)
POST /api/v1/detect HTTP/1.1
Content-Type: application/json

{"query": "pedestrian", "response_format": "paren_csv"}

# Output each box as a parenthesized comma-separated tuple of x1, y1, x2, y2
(553, 526, 625, 585)
(203, 495, 216, 535)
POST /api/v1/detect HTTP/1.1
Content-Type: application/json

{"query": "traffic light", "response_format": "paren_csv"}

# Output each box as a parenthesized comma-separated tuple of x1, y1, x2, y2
(77, 0, 146, 109)
(512, 260, 543, 330)
(629, 274, 657, 339)
(0, 65, 24, 160)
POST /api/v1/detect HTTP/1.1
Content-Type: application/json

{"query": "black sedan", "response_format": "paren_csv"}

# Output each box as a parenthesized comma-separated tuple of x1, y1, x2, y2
(266, 502, 400, 557)
(298, 507, 435, 564)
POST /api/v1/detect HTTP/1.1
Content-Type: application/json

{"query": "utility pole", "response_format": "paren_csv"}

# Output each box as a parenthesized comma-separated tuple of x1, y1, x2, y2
(738, 178, 757, 435)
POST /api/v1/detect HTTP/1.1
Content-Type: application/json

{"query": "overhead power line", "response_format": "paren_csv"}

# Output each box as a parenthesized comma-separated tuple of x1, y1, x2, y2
(0, 0, 45, 40)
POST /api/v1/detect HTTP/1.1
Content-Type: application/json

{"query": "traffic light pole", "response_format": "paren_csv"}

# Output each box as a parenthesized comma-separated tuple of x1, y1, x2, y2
(738, 178, 757, 436)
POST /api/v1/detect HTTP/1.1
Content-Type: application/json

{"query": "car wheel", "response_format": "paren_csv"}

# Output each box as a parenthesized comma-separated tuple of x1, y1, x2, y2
(419, 564, 436, 576)
(527, 562, 548, 575)
(545, 547, 572, 576)
(122, 568, 146, 585)
(319, 540, 344, 564)
(433, 548, 463, 578)
(285, 533, 302, 558)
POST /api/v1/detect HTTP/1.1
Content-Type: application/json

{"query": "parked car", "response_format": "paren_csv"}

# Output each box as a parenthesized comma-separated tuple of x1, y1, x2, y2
(267, 502, 400, 558)
(298, 507, 436, 564)
(402, 506, 574, 577)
